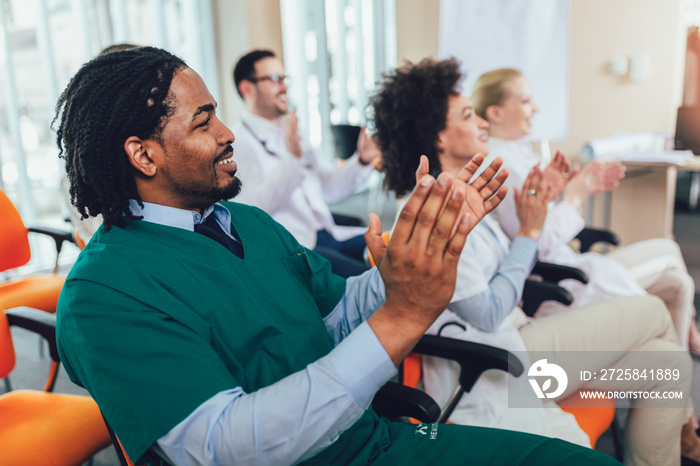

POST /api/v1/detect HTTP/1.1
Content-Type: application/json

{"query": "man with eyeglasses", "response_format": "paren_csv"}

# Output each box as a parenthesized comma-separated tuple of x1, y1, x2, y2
(232, 49, 381, 278)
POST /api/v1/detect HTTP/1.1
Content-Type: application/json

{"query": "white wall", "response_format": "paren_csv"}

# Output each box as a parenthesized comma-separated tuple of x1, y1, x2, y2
(212, 0, 284, 129)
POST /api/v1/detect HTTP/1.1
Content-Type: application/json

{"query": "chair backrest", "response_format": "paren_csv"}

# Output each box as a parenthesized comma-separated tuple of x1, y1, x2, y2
(0, 308, 113, 465)
(0, 191, 31, 272)
(330, 124, 362, 160)
(401, 353, 422, 389)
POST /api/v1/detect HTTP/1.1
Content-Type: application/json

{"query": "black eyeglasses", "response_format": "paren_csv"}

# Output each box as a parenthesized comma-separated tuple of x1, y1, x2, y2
(248, 74, 290, 85)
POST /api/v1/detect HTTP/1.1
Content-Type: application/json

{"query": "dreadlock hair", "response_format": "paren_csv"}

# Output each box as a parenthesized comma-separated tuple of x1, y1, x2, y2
(232, 49, 276, 98)
(53, 46, 187, 230)
(369, 57, 464, 198)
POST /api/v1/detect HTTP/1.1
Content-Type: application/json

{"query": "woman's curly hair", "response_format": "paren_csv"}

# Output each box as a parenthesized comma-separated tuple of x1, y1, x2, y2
(53, 46, 187, 229)
(370, 57, 464, 197)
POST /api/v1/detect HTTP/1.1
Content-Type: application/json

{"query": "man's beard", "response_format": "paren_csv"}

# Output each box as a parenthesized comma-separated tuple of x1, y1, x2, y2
(162, 168, 242, 206)
(203, 174, 242, 203)
(221, 176, 242, 200)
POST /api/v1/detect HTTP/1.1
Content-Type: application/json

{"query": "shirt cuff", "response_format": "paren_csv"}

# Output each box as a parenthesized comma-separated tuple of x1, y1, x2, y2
(324, 321, 397, 405)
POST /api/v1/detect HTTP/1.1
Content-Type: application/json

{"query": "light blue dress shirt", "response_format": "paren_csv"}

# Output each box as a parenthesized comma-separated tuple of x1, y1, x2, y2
(449, 221, 539, 332)
(128, 201, 393, 466)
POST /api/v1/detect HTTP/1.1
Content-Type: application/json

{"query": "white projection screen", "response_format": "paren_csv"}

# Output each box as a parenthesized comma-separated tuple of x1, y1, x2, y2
(439, 0, 569, 141)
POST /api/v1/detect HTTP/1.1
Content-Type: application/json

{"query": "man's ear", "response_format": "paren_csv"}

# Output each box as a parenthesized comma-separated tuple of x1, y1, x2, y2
(238, 80, 255, 101)
(124, 136, 158, 177)
(485, 105, 502, 124)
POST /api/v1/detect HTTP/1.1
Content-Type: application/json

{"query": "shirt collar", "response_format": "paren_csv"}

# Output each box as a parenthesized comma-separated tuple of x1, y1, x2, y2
(128, 200, 233, 235)
(242, 111, 284, 139)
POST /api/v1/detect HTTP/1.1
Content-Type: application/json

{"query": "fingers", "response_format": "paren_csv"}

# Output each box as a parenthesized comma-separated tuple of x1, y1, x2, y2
(605, 162, 626, 180)
(549, 151, 564, 171)
(554, 151, 572, 175)
(484, 185, 508, 213)
(426, 180, 466, 256)
(521, 165, 554, 203)
(522, 165, 542, 193)
(462, 155, 504, 191)
(391, 174, 436, 246)
(410, 173, 456, 248)
(444, 213, 472, 263)
(391, 170, 469, 264)
(456, 153, 486, 184)
(568, 165, 581, 182)
(414, 155, 430, 186)
(365, 213, 387, 267)
(601, 163, 625, 191)
(477, 167, 509, 201)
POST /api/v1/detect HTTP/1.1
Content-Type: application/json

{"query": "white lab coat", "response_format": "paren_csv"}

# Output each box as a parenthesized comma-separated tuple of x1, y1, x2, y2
(405, 211, 590, 446)
(486, 138, 646, 317)
(232, 112, 372, 249)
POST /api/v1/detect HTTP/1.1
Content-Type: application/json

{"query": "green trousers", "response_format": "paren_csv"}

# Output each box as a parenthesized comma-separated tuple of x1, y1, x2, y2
(372, 422, 620, 465)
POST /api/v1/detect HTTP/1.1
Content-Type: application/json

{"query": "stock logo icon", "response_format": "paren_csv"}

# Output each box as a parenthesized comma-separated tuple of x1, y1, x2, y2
(528, 359, 568, 399)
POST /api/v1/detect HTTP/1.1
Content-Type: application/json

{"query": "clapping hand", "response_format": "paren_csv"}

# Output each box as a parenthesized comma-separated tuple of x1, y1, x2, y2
(283, 109, 302, 158)
(365, 167, 471, 365)
(542, 151, 579, 199)
(414, 154, 509, 235)
(514, 165, 553, 240)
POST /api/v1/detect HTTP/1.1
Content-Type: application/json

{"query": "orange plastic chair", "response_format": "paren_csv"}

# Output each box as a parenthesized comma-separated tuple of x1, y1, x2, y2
(74, 230, 87, 250)
(367, 231, 391, 267)
(0, 308, 111, 465)
(558, 391, 618, 448)
(0, 191, 73, 313)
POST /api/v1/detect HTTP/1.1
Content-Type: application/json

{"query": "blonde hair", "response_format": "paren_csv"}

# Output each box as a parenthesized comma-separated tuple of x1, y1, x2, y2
(471, 68, 523, 119)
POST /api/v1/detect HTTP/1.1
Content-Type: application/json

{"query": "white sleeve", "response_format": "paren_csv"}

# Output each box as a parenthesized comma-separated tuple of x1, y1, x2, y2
(233, 129, 305, 213)
(490, 174, 585, 259)
(300, 134, 374, 204)
(538, 201, 586, 259)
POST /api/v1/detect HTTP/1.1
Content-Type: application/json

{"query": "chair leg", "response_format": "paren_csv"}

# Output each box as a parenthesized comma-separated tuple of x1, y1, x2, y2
(2, 377, 10, 393)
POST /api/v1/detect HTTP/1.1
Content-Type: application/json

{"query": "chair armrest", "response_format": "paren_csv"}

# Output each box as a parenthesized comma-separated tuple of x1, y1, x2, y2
(521, 279, 573, 317)
(27, 225, 75, 251)
(27, 225, 75, 272)
(27, 226, 73, 252)
(531, 261, 589, 284)
(331, 212, 365, 227)
(575, 227, 620, 253)
(5, 307, 59, 363)
(413, 335, 523, 393)
(410, 334, 524, 422)
(372, 381, 441, 423)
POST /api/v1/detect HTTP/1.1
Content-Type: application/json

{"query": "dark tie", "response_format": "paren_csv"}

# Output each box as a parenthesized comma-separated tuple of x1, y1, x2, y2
(194, 214, 244, 258)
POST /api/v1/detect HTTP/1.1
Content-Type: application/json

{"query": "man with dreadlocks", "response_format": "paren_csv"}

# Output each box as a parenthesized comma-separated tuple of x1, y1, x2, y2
(54, 47, 618, 466)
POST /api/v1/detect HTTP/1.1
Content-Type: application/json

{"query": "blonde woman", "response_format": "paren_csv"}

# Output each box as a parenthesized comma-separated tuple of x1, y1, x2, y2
(472, 67, 700, 352)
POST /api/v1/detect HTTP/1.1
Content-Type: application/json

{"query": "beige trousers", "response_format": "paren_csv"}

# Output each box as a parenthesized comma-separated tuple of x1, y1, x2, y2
(518, 295, 692, 466)
(608, 238, 697, 349)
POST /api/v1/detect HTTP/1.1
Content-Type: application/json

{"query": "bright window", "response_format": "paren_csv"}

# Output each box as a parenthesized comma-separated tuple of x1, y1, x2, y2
(279, 0, 396, 160)
(0, 0, 218, 271)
